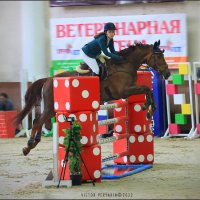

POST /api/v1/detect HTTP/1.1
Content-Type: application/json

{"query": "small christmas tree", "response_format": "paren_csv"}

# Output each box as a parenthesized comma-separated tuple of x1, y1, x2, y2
(63, 122, 82, 175)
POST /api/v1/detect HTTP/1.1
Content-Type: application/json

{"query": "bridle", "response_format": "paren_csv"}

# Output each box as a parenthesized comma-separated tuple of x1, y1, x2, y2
(143, 49, 165, 71)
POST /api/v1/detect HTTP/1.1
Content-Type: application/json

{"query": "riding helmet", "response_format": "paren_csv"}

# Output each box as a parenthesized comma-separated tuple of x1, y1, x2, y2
(104, 22, 117, 31)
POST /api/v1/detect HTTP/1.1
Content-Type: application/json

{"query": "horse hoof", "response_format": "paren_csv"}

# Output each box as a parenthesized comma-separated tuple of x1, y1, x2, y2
(22, 147, 30, 156)
(101, 130, 114, 138)
(146, 112, 151, 119)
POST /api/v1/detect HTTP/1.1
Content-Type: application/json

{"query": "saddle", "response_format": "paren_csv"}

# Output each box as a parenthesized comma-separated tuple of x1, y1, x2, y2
(76, 56, 108, 81)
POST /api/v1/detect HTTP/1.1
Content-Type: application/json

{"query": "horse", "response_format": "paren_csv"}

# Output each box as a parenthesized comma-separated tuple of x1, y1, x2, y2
(15, 40, 170, 156)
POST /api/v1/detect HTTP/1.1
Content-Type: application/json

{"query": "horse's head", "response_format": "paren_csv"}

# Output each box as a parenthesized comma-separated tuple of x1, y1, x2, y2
(144, 40, 171, 79)
(119, 41, 170, 79)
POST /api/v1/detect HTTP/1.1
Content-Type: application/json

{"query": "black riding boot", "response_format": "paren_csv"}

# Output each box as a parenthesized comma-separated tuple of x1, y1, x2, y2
(99, 66, 108, 81)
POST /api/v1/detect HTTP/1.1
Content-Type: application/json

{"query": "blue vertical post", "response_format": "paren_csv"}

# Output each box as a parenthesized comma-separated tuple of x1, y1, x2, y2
(142, 69, 167, 136)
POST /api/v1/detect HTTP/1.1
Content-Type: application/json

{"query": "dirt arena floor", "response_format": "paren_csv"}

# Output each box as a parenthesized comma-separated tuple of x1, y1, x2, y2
(0, 136, 200, 199)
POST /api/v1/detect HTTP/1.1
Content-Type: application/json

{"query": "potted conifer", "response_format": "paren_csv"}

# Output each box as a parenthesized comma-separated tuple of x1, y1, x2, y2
(63, 121, 82, 186)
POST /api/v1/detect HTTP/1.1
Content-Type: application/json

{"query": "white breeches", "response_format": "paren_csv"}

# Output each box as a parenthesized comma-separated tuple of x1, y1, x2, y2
(80, 49, 99, 74)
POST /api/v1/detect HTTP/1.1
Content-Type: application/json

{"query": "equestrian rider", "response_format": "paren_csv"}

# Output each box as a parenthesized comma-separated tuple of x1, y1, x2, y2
(81, 22, 124, 76)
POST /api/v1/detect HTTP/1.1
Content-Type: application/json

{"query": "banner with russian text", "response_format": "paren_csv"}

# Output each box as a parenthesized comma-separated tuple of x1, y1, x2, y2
(50, 13, 187, 70)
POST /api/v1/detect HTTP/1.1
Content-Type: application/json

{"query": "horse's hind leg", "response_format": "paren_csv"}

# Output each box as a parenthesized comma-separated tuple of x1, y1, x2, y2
(22, 117, 42, 156)
(22, 109, 49, 156)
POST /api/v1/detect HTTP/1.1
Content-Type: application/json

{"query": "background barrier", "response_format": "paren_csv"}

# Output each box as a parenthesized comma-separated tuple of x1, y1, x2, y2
(0, 111, 17, 138)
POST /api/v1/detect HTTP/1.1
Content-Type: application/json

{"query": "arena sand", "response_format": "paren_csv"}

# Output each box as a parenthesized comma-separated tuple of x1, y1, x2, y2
(0, 137, 200, 199)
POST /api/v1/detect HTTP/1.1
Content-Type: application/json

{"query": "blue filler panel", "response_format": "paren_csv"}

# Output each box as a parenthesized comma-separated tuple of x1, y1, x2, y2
(150, 69, 167, 136)
(102, 164, 153, 179)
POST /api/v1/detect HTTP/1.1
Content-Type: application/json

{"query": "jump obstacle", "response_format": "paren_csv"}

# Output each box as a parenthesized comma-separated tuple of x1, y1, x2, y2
(163, 62, 199, 139)
(43, 71, 154, 187)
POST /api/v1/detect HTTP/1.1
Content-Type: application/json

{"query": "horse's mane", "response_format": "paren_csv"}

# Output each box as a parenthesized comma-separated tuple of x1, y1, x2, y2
(119, 42, 163, 56)
(119, 42, 151, 56)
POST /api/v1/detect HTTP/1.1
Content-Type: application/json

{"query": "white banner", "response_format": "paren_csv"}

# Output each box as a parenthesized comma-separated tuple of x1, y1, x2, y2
(50, 13, 187, 65)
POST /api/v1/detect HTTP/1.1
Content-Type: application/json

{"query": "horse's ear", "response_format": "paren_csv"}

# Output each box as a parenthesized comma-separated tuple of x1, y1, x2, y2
(153, 41, 158, 50)
(157, 40, 160, 46)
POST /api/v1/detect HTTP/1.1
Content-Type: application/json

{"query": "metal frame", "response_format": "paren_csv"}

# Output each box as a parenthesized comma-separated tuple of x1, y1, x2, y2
(189, 62, 200, 139)
(43, 122, 72, 188)
(15, 70, 30, 138)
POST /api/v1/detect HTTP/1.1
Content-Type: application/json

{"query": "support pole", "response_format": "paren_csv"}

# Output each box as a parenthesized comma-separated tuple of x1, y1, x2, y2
(21, 1, 47, 81)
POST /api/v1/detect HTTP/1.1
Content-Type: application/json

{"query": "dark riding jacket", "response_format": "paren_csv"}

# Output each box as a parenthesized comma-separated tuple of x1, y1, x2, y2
(82, 34, 123, 61)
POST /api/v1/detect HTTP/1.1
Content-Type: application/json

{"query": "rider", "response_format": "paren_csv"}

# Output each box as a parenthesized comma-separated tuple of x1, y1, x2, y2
(81, 22, 124, 77)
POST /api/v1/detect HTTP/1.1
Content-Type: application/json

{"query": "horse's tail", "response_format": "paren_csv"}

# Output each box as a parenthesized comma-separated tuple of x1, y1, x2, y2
(15, 78, 48, 125)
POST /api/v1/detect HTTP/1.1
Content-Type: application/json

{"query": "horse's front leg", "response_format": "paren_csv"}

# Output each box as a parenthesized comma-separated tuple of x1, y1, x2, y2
(122, 85, 156, 119)
(147, 91, 157, 118)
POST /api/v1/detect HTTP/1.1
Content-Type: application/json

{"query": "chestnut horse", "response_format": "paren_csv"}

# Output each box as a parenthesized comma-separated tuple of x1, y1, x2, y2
(15, 40, 170, 156)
